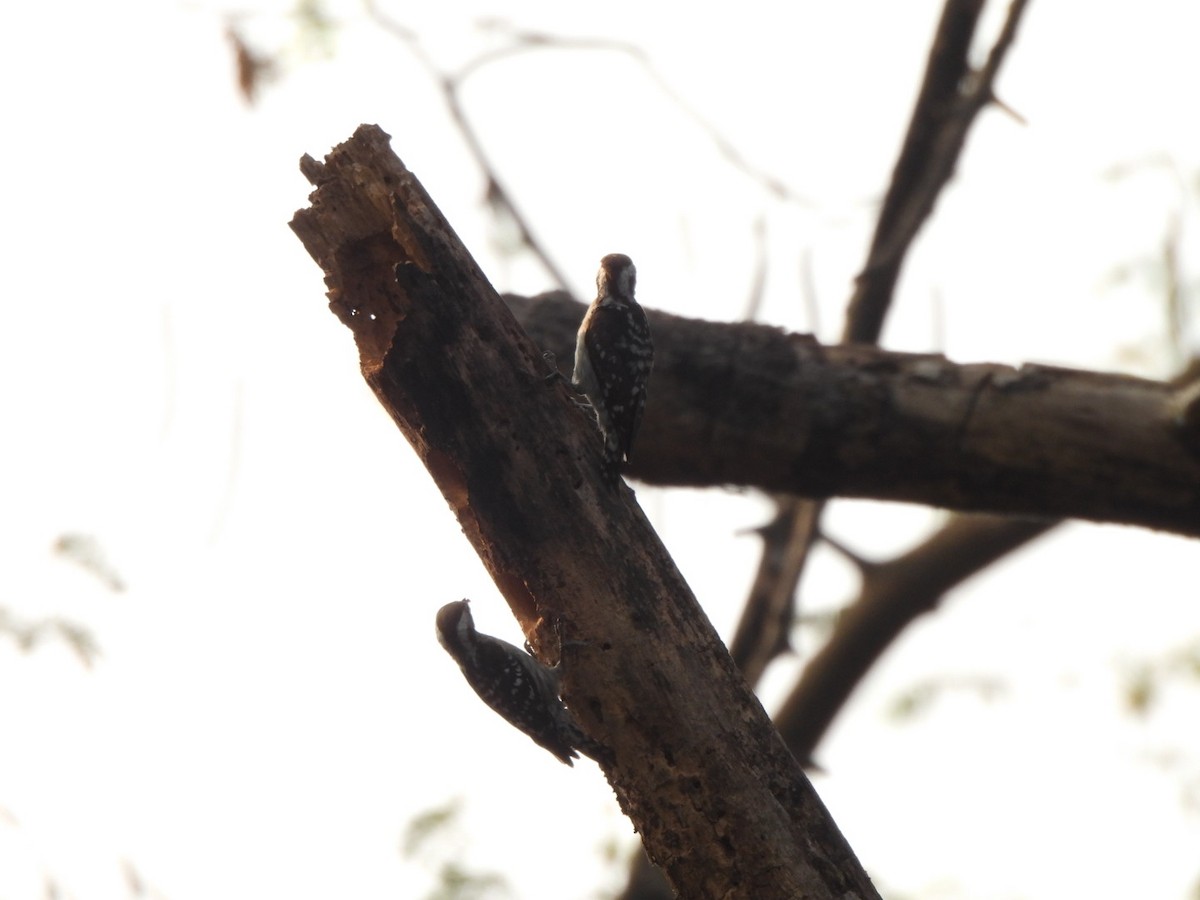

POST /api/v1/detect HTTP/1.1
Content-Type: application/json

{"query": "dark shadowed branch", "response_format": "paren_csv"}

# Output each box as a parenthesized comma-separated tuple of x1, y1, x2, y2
(513, 291, 1200, 537)
(846, 0, 1030, 344)
(769, 0, 1041, 782)
(727, 0, 1033, 719)
(773, 514, 1058, 759)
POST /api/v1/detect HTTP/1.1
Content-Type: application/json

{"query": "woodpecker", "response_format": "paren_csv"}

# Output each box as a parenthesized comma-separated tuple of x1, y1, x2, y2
(434, 599, 600, 766)
(571, 253, 654, 483)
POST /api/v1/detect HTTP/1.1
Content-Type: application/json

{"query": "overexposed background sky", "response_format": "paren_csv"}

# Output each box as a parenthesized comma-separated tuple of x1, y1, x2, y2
(2, 1, 1199, 898)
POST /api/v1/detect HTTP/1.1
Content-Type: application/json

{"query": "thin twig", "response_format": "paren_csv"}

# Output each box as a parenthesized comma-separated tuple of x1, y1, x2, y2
(728, 499, 819, 686)
(472, 23, 818, 206)
(363, 2, 573, 291)
(739, 216, 770, 322)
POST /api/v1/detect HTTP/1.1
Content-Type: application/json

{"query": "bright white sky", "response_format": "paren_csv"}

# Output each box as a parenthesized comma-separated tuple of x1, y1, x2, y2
(2, 0, 1199, 898)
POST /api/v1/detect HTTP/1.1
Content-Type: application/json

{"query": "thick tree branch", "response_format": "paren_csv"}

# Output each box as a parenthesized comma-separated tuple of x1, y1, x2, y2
(290, 125, 880, 900)
(683, 0, 1035, 719)
(623, 3, 1033, 894)
(512, 291, 1200, 537)
(762, 0, 1040, 783)
(778, 361, 1200, 760)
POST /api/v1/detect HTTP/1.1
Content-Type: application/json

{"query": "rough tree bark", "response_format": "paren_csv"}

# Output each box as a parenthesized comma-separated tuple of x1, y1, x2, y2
(513, 291, 1200, 537)
(290, 124, 881, 900)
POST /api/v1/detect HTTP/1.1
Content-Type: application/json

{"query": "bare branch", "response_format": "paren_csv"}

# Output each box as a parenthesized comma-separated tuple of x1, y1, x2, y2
(730, 0, 1034, 709)
(754, 0, 1040, 781)
(364, 2, 574, 292)
(728, 497, 820, 687)
(468, 22, 818, 206)
(845, 0, 1030, 343)
(513, 290, 1200, 537)
(774, 515, 1057, 760)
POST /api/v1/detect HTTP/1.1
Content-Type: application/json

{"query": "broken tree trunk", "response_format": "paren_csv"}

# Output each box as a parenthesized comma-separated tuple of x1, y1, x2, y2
(290, 124, 880, 900)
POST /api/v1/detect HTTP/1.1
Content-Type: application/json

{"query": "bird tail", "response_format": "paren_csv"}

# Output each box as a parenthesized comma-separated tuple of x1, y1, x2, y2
(602, 430, 624, 486)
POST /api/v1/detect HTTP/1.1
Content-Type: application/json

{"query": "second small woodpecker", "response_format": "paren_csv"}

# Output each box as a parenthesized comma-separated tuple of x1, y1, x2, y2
(572, 253, 654, 483)
(435, 599, 599, 766)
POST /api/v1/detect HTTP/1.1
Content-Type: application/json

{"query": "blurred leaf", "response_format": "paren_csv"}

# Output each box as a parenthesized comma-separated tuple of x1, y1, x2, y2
(225, 23, 276, 105)
(889, 676, 1006, 722)
(1123, 664, 1155, 715)
(890, 681, 938, 720)
(293, 0, 337, 59)
(53, 533, 125, 592)
(1121, 638, 1200, 715)
(428, 862, 510, 900)
(402, 800, 512, 899)
(0, 608, 100, 667)
(1169, 640, 1200, 679)
(403, 798, 463, 859)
